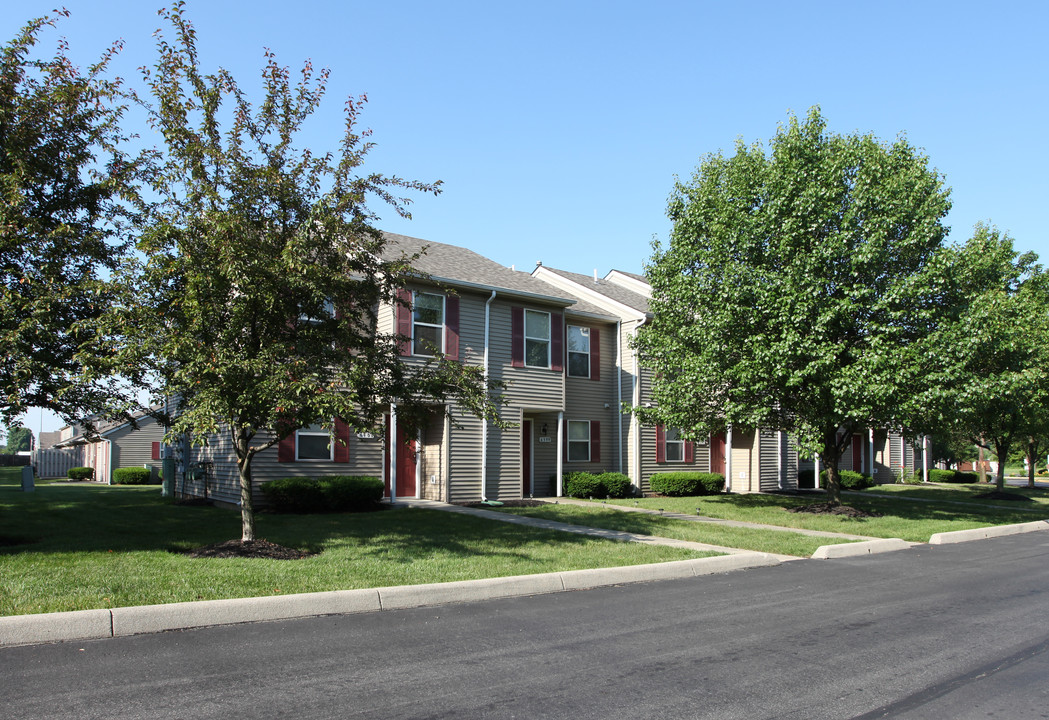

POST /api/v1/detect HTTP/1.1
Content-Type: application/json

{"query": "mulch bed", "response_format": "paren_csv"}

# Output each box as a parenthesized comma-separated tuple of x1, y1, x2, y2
(182, 539, 316, 560)
(788, 502, 880, 518)
(972, 491, 1033, 502)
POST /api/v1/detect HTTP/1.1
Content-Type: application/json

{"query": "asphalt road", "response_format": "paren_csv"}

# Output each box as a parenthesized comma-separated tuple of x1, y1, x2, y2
(3, 533, 1049, 720)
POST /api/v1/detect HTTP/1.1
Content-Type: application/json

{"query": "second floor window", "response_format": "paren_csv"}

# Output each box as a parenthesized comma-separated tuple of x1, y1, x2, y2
(413, 292, 444, 356)
(567, 326, 590, 378)
(525, 309, 550, 368)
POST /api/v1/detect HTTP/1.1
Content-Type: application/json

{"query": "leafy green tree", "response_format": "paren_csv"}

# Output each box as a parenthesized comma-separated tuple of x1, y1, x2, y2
(635, 107, 951, 503)
(117, 5, 500, 542)
(916, 225, 1049, 491)
(4, 425, 32, 453)
(0, 11, 139, 426)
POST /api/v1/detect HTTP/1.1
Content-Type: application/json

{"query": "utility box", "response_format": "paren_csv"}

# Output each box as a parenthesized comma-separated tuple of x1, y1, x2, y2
(161, 458, 176, 497)
(21, 465, 34, 492)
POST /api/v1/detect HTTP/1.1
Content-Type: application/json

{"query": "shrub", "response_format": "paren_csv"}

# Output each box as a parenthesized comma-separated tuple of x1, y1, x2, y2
(261, 477, 326, 513)
(318, 475, 384, 511)
(929, 468, 957, 483)
(113, 467, 152, 485)
(596, 472, 634, 498)
(563, 472, 604, 498)
(819, 469, 874, 490)
(68, 466, 94, 481)
(650, 472, 725, 496)
(262, 475, 383, 513)
(954, 471, 979, 483)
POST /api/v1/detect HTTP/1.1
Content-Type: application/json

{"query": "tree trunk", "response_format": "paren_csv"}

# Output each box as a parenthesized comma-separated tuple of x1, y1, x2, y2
(234, 429, 256, 542)
(823, 431, 842, 505)
(994, 438, 1009, 493)
(978, 444, 987, 483)
(1027, 439, 1037, 489)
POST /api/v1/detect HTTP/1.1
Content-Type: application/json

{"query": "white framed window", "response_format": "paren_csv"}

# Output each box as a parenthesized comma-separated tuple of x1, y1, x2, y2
(525, 309, 551, 368)
(664, 428, 684, 462)
(567, 325, 590, 378)
(413, 292, 444, 356)
(567, 420, 590, 462)
(299, 299, 336, 326)
(296, 423, 333, 461)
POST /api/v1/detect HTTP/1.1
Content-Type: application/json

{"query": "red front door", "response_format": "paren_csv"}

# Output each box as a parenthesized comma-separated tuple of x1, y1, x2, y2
(384, 418, 418, 498)
(711, 433, 726, 475)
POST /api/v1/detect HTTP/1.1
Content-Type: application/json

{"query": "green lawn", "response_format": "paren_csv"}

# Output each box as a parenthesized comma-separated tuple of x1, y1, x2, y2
(582, 491, 1049, 543)
(498, 503, 837, 557)
(858, 482, 1049, 507)
(0, 477, 711, 617)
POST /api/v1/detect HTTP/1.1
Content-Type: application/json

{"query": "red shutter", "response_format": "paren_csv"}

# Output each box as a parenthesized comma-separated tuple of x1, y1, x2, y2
(151, 442, 160, 461)
(551, 312, 563, 372)
(590, 327, 600, 381)
(591, 421, 600, 463)
(334, 418, 350, 463)
(511, 307, 524, 368)
(685, 440, 694, 464)
(656, 425, 666, 464)
(278, 433, 296, 462)
(445, 294, 460, 360)
(396, 289, 412, 356)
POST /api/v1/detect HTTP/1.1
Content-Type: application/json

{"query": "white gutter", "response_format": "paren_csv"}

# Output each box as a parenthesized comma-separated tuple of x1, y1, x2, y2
(616, 319, 623, 475)
(481, 290, 497, 501)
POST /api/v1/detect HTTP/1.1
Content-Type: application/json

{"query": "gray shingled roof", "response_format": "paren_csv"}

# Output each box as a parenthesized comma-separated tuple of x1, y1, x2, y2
(383, 232, 576, 306)
(610, 269, 648, 283)
(540, 266, 650, 314)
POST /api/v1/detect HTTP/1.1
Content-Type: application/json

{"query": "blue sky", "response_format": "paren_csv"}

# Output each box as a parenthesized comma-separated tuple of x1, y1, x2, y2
(5, 0, 1047, 434)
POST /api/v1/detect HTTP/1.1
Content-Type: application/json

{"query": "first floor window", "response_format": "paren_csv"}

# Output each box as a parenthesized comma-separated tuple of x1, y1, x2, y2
(296, 423, 333, 461)
(567, 420, 590, 462)
(664, 428, 684, 462)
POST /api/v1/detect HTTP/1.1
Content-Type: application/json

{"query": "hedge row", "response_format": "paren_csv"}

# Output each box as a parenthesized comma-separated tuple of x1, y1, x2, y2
(113, 467, 153, 485)
(649, 472, 725, 496)
(563, 471, 634, 499)
(929, 469, 979, 483)
(67, 467, 94, 481)
(260, 475, 384, 513)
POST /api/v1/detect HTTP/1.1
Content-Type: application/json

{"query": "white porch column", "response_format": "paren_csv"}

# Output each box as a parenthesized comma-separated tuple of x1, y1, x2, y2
(777, 430, 784, 490)
(814, 453, 821, 489)
(556, 411, 564, 496)
(869, 428, 875, 479)
(389, 403, 398, 503)
(923, 435, 930, 483)
(725, 425, 733, 493)
(415, 429, 422, 499)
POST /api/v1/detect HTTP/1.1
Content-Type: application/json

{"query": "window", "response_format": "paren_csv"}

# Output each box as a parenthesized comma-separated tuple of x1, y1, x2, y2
(296, 423, 333, 461)
(300, 299, 335, 325)
(524, 310, 550, 368)
(412, 292, 444, 356)
(664, 428, 684, 462)
(567, 326, 590, 378)
(567, 420, 590, 462)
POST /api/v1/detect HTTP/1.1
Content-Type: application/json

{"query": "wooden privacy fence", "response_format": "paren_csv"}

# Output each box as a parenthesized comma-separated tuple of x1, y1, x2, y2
(33, 447, 85, 479)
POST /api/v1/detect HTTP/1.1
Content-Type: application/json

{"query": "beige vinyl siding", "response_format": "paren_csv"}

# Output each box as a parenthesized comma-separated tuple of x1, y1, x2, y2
(729, 428, 758, 493)
(759, 429, 781, 491)
(782, 435, 799, 490)
(419, 411, 446, 501)
(448, 410, 483, 503)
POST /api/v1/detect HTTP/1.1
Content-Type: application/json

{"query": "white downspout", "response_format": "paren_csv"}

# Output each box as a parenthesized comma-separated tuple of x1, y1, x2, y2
(616, 319, 623, 475)
(415, 429, 422, 499)
(556, 411, 564, 496)
(725, 424, 733, 493)
(923, 435, 930, 483)
(481, 290, 496, 501)
(777, 430, 783, 490)
(814, 453, 821, 490)
(389, 403, 398, 503)
(869, 428, 875, 479)
(105, 438, 113, 485)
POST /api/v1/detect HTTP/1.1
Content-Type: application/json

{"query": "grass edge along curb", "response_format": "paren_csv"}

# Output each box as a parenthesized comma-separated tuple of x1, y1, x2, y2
(0, 553, 780, 648)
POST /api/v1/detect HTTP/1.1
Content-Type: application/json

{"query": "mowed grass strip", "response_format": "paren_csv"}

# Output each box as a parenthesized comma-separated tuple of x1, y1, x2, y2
(0, 477, 712, 616)
(854, 482, 1049, 508)
(593, 491, 1049, 543)
(497, 504, 836, 557)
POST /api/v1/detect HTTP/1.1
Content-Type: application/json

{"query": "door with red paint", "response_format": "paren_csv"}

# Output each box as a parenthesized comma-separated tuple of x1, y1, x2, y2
(710, 433, 726, 475)
(384, 418, 418, 498)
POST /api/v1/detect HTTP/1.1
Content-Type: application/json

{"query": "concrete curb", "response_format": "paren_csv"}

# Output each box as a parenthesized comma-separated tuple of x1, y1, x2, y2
(928, 520, 1049, 545)
(0, 553, 781, 649)
(811, 539, 914, 559)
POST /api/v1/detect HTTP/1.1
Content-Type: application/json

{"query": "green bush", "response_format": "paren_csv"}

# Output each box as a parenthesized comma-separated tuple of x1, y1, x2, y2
(650, 472, 725, 496)
(819, 469, 874, 490)
(113, 467, 152, 485)
(261, 475, 383, 513)
(68, 466, 94, 481)
(318, 475, 384, 511)
(563, 472, 604, 498)
(596, 472, 634, 499)
(929, 468, 957, 483)
(954, 471, 979, 483)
